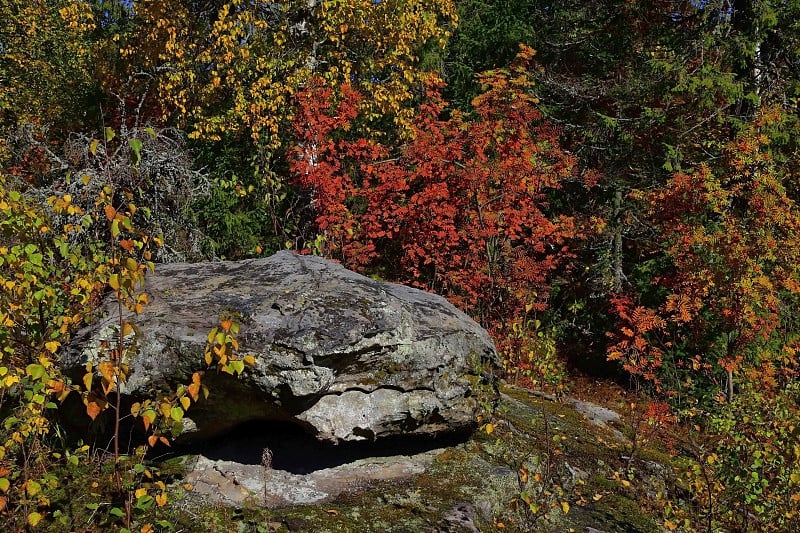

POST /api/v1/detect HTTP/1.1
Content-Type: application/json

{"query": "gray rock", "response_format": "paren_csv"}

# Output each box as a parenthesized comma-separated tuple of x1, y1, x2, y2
(437, 502, 480, 532)
(66, 251, 499, 443)
(185, 448, 443, 507)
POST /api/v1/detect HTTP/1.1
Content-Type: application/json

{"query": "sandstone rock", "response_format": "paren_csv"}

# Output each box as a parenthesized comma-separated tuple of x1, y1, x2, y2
(66, 251, 499, 443)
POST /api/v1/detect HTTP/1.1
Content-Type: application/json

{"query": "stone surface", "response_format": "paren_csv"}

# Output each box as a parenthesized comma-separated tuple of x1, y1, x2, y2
(66, 251, 499, 443)
(185, 449, 443, 507)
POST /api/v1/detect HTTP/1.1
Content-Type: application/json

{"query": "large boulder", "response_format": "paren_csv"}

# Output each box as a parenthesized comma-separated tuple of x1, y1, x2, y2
(66, 251, 499, 443)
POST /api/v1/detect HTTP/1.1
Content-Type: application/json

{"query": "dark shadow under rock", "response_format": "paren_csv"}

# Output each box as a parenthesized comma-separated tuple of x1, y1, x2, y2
(168, 420, 472, 507)
(171, 420, 471, 474)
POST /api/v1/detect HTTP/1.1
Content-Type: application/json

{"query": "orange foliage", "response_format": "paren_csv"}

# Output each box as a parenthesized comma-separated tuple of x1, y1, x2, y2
(609, 108, 800, 396)
(290, 47, 583, 344)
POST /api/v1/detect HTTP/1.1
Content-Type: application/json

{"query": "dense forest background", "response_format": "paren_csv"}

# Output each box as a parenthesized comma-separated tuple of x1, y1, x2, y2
(2, 0, 800, 530)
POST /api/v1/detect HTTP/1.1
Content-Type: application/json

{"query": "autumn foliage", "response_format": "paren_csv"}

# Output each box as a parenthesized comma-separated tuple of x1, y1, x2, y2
(291, 47, 581, 370)
(608, 108, 800, 402)
(5, 0, 800, 529)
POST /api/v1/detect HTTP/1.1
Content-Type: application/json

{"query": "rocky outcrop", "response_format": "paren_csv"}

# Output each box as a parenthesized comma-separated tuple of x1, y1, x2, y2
(66, 251, 499, 443)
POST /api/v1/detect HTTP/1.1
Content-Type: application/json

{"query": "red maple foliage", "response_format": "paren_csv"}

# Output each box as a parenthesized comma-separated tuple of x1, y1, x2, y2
(290, 46, 584, 366)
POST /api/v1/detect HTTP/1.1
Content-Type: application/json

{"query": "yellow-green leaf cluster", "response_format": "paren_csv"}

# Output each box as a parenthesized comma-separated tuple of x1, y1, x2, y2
(0, 0, 95, 133)
(120, 0, 456, 147)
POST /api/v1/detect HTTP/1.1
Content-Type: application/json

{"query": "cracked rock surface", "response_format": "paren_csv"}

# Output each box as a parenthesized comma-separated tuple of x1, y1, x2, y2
(67, 251, 498, 444)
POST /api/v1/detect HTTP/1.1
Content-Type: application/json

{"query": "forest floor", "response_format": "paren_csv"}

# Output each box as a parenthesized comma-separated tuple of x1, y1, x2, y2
(158, 379, 679, 533)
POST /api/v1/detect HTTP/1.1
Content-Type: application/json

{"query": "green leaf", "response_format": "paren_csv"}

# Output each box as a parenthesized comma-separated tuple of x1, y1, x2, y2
(26, 364, 46, 380)
(104, 127, 116, 142)
(228, 360, 245, 376)
(109, 506, 125, 518)
(0, 477, 10, 492)
(170, 406, 184, 422)
(129, 138, 143, 165)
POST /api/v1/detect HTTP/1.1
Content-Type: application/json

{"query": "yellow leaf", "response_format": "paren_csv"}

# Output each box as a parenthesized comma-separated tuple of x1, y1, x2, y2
(45, 341, 60, 353)
(326, 509, 339, 516)
(98, 361, 116, 383)
(155, 492, 167, 507)
(561, 501, 570, 514)
(28, 511, 43, 527)
(484, 423, 494, 435)
(135, 487, 148, 498)
(26, 480, 42, 497)
(180, 396, 191, 410)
